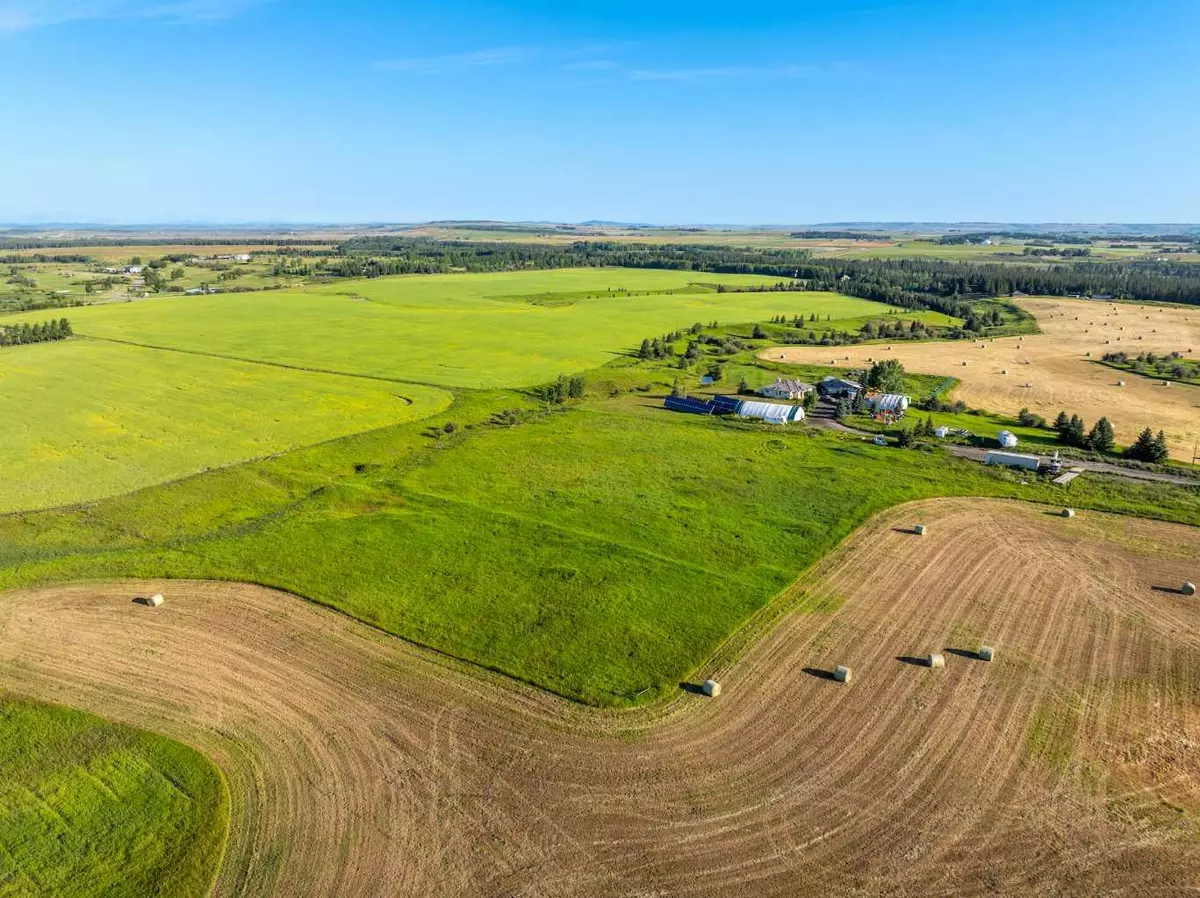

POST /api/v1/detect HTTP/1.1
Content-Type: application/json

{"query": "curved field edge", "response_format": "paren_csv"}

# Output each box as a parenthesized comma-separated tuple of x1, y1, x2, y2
(0, 693, 229, 898)
(1, 371, 1197, 707)
(1, 499, 1197, 896)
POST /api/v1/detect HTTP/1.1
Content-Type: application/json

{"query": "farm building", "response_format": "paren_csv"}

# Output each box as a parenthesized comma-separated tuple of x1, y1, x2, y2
(866, 393, 909, 414)
(709, 395, 741, 414)
(985, 450, 1041, 471)
(758, 377, 813, 400)
(817, 376, 862, 400)
(734, 400, 805, 424)
(997, 430, 1019, 448)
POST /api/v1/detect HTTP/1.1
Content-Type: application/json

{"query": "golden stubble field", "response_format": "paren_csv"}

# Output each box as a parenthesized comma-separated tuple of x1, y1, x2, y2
(2, 499, 1198, 896)
(763, 296, 1200, 459)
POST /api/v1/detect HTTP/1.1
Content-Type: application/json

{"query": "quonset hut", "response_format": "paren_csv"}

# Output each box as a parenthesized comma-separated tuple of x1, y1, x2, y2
(734, 399, 805, 424)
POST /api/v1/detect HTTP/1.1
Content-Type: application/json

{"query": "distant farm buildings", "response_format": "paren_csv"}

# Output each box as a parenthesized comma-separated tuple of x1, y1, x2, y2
(758, 377, 813, 401)
(663, 395, 804, 424)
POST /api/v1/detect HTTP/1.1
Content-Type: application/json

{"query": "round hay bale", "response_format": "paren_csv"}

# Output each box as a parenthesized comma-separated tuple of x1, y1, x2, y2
(914, 524, 927, 536)
(978, 646, 995, 662)
(1062, 508, 1076, 518)
(702, 679, 721, 697)
(1117, 380, 1125, 386)
(146, 593, 164, 608)
(1002, 369, 1008, 375)
(928, 653, 946, 669)
(1182, 582, 1196, 597)
(834, 665, 853, 683)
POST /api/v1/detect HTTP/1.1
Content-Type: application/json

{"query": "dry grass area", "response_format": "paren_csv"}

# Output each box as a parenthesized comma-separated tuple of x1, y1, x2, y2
(2, 499, 1198, 896)
(763, 296, 1200, 458)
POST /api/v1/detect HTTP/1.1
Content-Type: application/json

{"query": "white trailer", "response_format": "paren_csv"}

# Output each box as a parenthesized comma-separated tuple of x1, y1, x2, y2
(985, 450, 1041, 471)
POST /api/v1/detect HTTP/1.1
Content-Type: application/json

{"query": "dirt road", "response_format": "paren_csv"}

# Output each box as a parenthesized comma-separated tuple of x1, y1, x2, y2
(2, 499, 1198, 896)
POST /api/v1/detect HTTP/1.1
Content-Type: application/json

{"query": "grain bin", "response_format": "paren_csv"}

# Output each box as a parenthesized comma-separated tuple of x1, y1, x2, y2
(928, 653, 945, 669)
(702, 679, 722, 697)
(834, 665, 853, 683)
(1183, 582, 1197, 596)
(914, 524, 927, 536)
(979, 646, 995, 662)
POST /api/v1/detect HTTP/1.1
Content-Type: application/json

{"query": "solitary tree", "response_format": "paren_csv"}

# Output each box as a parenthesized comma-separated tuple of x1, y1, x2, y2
(866, 359, 906, 393)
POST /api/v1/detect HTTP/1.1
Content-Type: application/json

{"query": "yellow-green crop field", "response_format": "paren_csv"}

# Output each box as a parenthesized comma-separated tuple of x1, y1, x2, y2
(11, 269, 898, 389)
(0, 339, 450, 512)
(2, 268, 930, 512)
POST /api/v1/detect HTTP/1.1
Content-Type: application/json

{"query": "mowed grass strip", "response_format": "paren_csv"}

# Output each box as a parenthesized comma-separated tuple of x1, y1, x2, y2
(9, 269, 897, 388)
(0, 338, 451, 512)
(0, 694, 228, 898)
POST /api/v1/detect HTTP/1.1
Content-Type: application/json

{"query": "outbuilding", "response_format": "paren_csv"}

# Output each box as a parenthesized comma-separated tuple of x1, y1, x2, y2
(866, 393, 910, 414)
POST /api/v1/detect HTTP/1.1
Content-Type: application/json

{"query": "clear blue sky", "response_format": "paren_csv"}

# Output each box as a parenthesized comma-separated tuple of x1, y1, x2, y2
(1, 0, 1197, 224)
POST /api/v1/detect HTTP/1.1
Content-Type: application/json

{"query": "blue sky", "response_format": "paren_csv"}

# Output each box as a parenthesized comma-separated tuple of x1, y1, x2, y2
(1, 0, 1197, 224)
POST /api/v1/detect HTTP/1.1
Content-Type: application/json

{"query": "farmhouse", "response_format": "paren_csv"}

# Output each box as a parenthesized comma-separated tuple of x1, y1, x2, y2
(817, 376, 862, 400)
(758, 377, 813, 400)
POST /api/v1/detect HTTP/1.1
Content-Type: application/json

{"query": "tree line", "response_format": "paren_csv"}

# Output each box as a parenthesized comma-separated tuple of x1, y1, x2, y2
(0, 318, 73, 347)
(326, 238, 1200, 310)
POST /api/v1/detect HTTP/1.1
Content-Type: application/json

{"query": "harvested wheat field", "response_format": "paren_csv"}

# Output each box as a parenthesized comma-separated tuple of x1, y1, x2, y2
(2, 499, 1199, 896)
(762, 296, 1200, 458)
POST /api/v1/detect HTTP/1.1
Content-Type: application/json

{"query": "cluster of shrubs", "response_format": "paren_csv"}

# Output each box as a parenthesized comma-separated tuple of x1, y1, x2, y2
(540, 374, 586, 404)
(0, 318, 72, 347)
(1102, 350, 1197, 383)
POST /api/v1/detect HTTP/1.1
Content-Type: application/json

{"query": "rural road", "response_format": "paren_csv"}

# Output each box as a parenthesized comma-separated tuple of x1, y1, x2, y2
(808, 401, 1197, 486)
(2, 499, 1198, 897)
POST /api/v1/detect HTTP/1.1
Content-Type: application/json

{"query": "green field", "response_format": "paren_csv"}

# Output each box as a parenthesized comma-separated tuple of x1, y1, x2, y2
(0, 695, 227, 897)
(0, 338, 450, 512)
(3, 366, 1197, 706)
(9, 270, 901, 389)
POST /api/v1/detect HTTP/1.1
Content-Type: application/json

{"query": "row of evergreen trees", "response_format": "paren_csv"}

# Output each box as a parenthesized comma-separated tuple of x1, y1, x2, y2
(1050, 410, 1170, 461)
(0, 318, 72, 347)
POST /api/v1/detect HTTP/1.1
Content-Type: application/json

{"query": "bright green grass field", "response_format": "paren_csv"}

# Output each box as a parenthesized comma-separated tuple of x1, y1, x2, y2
(0, 695, 227, 898)
(11, 269, 897, 389)
(0, 338, 450, 512)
